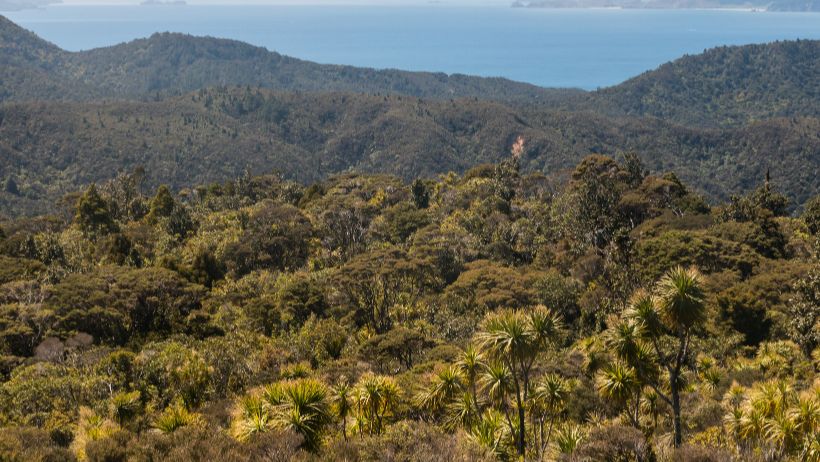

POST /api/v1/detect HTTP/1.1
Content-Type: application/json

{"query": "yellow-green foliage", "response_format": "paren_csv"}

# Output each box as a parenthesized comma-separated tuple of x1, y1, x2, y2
(0, 154, 816, 460)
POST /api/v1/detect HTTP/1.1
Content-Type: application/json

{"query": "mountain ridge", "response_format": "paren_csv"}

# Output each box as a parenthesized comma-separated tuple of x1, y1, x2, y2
(3, 15, 819, 128)
(0, 16, 818, 216)
(0, 15, 578, 104)
(589, 40, 820, 126)
(1, 88, 817, 216)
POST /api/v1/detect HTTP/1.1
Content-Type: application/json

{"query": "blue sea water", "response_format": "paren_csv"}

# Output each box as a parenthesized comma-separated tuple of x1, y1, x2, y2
(5, 4, 820, 89)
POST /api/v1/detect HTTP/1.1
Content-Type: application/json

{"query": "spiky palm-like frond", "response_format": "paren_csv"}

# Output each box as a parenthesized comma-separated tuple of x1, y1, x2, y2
(789, 395, 820, 436)
(477, 306, 561, 369)
(739, 407, 766, 442)
(457, 345, 484, 382)
(468, 409, 509, 459)
(553, 424, 585, 455)
(532, 373, 571, 416)
(477, 309, 532, 365)
(800, 430, 820, 462)
(416, 365, 464, 414)
(446, 391, 480, 430)
(528, 305, 563, 347)
(723, 381, 747, 411)
(332, 380, 352, 422)
(275, 378, 332, 450)
(655, 266, 706, 330)
(578, 336, 607, 375)
(724, 406, 745, 442)
(232, 378, 331, 449)
(231, 394, 272, 441)
(154, 400, 204, 434)
(631, 342, 660, 385)
(700, 367, 723, 392)
(353, 373, 400, 435)
(751, 380, 794, 419)
(626, 289, 662, 336)
(71, 407, 118, 462)
(481, 361, 513, 406)
(332, 379, 352, 439)
(597, 362, 639, 404)
(607, 320, 642, 361)
(110, 390, 141, 427)
(765, 413, 801, 455)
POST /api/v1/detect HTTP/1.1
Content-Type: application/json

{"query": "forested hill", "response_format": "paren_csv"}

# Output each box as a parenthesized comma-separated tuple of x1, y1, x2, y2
(1, 16, 819, 216)
(0, 15, 573, 104)
(2, 88, 818, 216)
(589, 40, 820, 126)
(4, 15, 820, 128)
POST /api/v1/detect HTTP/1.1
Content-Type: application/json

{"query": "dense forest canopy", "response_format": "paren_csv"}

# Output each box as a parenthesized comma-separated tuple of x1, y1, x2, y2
(0, 152, 818, 461)
(1, 88, 818, 216)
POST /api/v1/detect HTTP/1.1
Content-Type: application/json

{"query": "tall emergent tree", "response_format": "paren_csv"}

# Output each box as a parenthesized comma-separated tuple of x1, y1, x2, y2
(75, 184, 118, 236)
(625, 266, 706, 447)
(476, 305, 562, 458)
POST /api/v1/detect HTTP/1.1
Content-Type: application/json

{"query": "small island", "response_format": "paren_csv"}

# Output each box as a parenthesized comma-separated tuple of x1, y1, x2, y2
(140, 0, 187, 5)
(513, 0, 819, 11)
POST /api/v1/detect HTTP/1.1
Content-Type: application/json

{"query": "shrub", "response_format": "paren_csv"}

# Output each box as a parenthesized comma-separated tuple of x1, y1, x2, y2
(572, 424, 654, 462)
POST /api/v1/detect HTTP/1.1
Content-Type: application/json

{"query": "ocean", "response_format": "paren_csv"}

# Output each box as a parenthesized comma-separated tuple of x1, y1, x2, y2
(5, 4, 820, 89)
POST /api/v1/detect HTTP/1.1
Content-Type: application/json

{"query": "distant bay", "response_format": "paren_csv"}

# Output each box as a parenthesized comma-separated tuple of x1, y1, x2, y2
(5, 4, 820, 89)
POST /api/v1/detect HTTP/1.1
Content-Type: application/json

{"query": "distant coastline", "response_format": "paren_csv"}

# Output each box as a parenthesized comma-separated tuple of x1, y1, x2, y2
(0, 0, 59, 12)
(512, 0, 819, 11)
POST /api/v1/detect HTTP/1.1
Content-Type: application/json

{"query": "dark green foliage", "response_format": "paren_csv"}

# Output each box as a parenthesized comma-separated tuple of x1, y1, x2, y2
(99, 233, 141, 267)
(360, 326, 433, 371)
(0, 427, 76, 462)
(223, 201, 312, 277)
(635, 230, 759, 281)
(188, 248, 224, 288)
(0, 16, 817, 460)
(334, 246, 434, 333)
(4, 176, 19, 195)
(444, 260, 539, 310)
(85, 431, 129, 462)
(324, 420, 492, 462)
(803, 195, 820, 235)
(592, 40, 820, 126)
(411, 179, 430, 209)
(571, 424, 654, 462)
(717, 184, 790, 223)
(2, 90, 820, 217)
(787, 267, 820, 355)
(46, 267, 205, 343)
(75, 185, 118, 236)
(0, 304, 40, 357)
(0, 21, 819, 217)
(409, 225, 465, 286)
(146, 185, 175, 222)
(378, 202, 430, 244)
(533, 269, 583, 325)
(0, 255, 45, 284)
(277, 274, 328, 328)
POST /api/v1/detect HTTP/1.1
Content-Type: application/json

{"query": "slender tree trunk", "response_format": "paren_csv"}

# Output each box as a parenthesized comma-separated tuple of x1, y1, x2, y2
(517, 404, 526, 458)
(671, 370, 682, 447)
(545, 415, 556, 456)
(471, 378, 482, 417)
